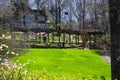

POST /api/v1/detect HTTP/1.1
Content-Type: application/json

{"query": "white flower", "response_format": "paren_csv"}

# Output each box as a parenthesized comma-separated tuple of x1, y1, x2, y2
(1, 44, 8, 48)
(2, 34, 5, 38)
(5, 45, 8, 48)
(23, 78, 26, 80)
(4, 59, 8, 62)
(11, 52, 15, 55)
(13, 63, 17, 68)
(0, 46, 3, 49)
(1, 63, 4, 65)
(0, 48, 3, 51)
(16, 53, 19, 56)
(22, 63, 26, 67)
(7, 52, 9, 54)
(19, 64, 22, 66)
(5, 36, 11, 39)
(23, 70, 28, 75)
(1, 44, 6, 47)
(17, 67, 22, 70)
(16, 60, 19, 62)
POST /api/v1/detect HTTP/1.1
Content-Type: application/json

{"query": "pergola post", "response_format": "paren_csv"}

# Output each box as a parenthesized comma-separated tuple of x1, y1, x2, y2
(68, 33, 71, 44)
(93, 34, 96, 46)
(89, 34, 92, 47)
(77, 34, 79, 44)
(63, 32, 65, 42)
(39, 32, 41, 43)
(47, 33, 49, 43)
(35, 33, 37, 42)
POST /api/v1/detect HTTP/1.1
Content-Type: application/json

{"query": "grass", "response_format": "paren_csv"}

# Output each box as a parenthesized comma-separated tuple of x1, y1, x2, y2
(11, 49, 111, 79)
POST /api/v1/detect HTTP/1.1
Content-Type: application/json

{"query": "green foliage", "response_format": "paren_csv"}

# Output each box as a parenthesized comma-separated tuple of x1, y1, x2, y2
(0, 65, 109, 80)
(96, 34, 110, 49)
(0, 29, 6, 35)
(97, 34, 110, 45)
(41, 5, 47, 13)
(0, 32, 25, 58)
(0, 33, 11, 57)
(11, 49, 111, 79)
(50, 16, 55, 29)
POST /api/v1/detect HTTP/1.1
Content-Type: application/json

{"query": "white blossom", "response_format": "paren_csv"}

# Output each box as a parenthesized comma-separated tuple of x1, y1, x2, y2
(16, 60, 19, 62)
(5, 36, 11, 39)
(0, 46, 3, 50)
(26, 62, 30, 64)
(22, 63, 26, 67)
(1, 44, 9, 48)
(7, 52, 9, 54)
(23, 70, 28, 75)
(11, 52, 15, 55)
(12, 63, 17, 68)
(1, 63, 4, 65)
(2, 34, 5, 38)
(17, 66, 22, 70)
(16, 53, 19, 56)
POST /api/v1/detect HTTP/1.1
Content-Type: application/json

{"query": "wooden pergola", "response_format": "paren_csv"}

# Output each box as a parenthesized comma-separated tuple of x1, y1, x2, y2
(9, 24, 104, 48)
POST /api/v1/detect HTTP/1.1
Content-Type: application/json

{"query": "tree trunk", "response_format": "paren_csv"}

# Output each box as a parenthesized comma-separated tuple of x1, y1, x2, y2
(82, 0, 86, 29)
(109, 0, 120, 79)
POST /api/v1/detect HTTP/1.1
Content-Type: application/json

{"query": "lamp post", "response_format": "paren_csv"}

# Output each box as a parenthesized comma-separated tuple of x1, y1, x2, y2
(62, 12, 68, 47)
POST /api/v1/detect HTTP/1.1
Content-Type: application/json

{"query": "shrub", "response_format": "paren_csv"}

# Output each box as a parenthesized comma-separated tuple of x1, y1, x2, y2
(96, 34, 110, 49)
(0, 65, 107, 80)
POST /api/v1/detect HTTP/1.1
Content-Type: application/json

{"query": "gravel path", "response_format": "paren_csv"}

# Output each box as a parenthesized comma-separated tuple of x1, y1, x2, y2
(100, 50, 111, 64)
(101, 55, 111, 64)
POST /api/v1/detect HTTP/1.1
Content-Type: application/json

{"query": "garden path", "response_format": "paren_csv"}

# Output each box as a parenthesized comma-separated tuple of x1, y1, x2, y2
(101, 55, 111, 64)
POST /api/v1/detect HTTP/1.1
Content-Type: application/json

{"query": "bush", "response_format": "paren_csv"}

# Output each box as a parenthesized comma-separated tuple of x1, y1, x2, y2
(96, 34, 110, 49)
(0, 65, 107, 80)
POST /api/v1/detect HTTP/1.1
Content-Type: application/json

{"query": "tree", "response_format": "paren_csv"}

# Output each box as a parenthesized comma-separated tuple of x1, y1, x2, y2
(73, 0, 87, 29)
(88, 0, 109, 32)
(0, 0, 15, 27)
(109, 0, 120, 79)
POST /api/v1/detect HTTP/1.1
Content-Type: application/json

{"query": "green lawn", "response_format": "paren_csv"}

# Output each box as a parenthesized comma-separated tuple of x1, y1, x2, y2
(11, 49, 111, 79)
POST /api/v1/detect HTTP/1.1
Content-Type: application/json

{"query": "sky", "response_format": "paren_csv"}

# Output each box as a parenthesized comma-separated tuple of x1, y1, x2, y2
(0, 0, 11, 7)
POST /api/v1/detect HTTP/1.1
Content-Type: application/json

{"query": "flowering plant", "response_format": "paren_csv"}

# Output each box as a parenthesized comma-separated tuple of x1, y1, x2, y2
(0, 34, 18, 65)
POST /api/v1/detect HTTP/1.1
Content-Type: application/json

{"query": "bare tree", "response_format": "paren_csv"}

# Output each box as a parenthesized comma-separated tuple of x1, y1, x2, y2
(72, 0, 87, 29)
(88, 0, 109, 32)
(29, 0, 48, 10)
(0, 0, 15, 27)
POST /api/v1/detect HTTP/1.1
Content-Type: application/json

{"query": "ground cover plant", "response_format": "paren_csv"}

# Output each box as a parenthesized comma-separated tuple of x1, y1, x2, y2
(11, 49, 111, 79)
